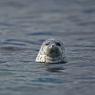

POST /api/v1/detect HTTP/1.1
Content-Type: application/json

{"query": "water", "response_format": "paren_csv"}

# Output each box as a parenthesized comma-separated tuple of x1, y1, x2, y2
(0, 0, 95, 95)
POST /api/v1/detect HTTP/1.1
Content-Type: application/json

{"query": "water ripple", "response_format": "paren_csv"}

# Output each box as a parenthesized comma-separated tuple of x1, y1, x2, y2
(32, 77, 64, 84)
(26, 31, 62, 36)
(0, 38, 40, 46)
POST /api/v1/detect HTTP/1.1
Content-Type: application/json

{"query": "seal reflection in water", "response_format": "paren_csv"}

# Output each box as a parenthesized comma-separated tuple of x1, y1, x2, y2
(36, 39, 66, 64)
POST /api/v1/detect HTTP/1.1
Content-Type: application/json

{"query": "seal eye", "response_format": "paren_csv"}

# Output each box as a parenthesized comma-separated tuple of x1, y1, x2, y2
(56, 42, 61, 46)
(45, 42, 50, 45)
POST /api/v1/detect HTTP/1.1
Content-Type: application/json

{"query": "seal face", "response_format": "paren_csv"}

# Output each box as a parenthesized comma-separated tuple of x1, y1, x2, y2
(36, 39, 65, 63)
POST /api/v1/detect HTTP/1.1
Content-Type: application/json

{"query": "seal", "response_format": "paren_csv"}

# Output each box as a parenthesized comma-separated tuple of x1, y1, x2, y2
(36, 38, 66, 63)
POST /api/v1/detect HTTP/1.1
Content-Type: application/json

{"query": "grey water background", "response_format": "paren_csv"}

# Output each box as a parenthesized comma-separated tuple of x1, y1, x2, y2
(0, 0, 95, 95)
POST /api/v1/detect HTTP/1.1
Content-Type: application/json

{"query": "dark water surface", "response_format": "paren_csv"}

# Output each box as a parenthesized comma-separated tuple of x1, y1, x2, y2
(0, 0, 95, 95)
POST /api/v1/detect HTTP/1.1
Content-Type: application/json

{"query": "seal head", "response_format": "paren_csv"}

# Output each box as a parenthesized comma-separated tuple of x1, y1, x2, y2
(36, 39, 65, 63)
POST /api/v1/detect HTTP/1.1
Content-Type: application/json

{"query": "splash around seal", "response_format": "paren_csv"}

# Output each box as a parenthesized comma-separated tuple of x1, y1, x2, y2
(36, 38, 66, 64)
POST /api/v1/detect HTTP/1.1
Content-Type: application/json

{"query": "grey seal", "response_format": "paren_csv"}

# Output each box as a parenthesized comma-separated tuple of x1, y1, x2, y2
(36, 38, 66, 63)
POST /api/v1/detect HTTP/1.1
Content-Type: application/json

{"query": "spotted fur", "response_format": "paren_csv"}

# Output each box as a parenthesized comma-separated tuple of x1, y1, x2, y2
(36, 39, 65, 63)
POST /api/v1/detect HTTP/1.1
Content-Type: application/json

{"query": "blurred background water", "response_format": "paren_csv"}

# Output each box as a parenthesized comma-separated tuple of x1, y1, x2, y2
(0, 0, 95, 95)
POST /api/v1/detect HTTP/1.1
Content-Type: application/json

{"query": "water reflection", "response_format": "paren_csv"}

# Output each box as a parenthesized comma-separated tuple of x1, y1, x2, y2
(45, 63, 65, 72)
